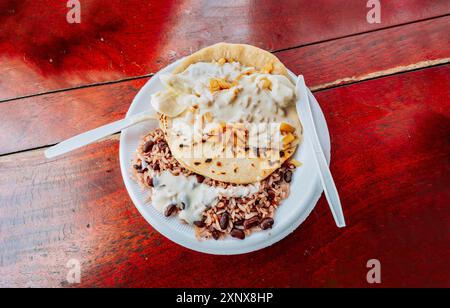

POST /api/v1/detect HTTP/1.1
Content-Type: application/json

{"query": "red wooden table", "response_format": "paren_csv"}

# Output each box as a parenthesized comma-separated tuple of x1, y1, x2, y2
(0, 0, 449, 288)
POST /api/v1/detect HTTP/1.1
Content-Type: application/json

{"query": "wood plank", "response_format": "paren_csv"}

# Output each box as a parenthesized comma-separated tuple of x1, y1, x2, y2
(1, 0, 449, 100)
(0, 78, 149, 155)
(1, 17, 449, 155)
(1, 65, 449, 287)
(279, 16, 450, 90)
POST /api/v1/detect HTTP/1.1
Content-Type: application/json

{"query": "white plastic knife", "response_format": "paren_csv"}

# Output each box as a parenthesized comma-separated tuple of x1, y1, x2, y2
(295, 75, 346, 228)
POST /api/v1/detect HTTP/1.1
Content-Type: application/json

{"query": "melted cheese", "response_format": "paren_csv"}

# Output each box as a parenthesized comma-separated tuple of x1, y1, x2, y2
(151, 170, 260, 224)
(151, 61, 296, 124)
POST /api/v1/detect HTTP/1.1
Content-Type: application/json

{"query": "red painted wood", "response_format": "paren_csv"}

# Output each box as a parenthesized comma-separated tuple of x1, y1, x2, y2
(1, 16, 449, 155)
(280, 16, 450, 89)
(0, 0, 449, 100)
(0, 78, 149, 155)
(0, 65, 449, 287)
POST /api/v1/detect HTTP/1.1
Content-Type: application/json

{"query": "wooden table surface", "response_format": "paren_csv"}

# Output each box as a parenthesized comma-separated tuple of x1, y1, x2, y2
(0, 1, 449, 288)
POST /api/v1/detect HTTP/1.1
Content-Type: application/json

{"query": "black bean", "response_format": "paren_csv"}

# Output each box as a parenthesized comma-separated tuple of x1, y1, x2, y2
(233, 219, 244, 226)
(146, 176, 154, 187)
(143, 140, 155, 153)
(152, 163, 160, 171)
(157, 141, 167, 150)
(243, 216, 260, 229)
(219, 213, 229, 230)
(230, 228, 245, 240)
(196, 174, 205, 183)
(283, 170, 293, 183)
(260, 217, 274, 230)
(164, 204, 177, 217)
(267, 190, 276, 202)
(193, 221, 205, 228)
(211, 230, 220, 240)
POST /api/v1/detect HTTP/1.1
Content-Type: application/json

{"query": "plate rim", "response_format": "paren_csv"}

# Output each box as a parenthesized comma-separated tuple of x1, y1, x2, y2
(119, 59, 330, 255)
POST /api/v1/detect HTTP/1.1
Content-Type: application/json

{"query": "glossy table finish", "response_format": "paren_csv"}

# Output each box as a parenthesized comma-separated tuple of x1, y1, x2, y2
(0, 0, 449, 287)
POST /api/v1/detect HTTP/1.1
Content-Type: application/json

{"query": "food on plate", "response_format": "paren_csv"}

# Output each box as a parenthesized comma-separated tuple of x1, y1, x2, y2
(131, 43, 303, 240)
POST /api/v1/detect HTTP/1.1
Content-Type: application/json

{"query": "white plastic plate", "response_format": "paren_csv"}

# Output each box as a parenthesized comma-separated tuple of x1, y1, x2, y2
(119, 59, 330, 255)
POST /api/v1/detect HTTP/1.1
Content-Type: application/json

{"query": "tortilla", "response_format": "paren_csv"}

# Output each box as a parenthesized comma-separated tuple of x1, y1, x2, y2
(159, 43, 302, 184)
(172, 42, 289, 76)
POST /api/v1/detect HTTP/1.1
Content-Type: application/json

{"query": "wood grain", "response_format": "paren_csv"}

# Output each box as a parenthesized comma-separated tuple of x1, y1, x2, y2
(1, 16, 449, 156)
(279, 16, 450, 90)
(0, 78, 149, 155)
(1, 65, 449, 287)
(1, 0, 449, 100)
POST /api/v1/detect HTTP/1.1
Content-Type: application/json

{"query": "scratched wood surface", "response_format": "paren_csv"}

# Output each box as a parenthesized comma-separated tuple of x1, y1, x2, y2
(0, 0, 449, 101)
(0, 1, 449, 288)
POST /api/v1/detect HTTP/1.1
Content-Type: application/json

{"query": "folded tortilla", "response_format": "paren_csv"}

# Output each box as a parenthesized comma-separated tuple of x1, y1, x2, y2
(159, 43, 302, 184)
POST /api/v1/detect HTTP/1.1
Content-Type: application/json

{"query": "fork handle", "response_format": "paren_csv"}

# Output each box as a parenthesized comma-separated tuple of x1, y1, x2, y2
(44, 111, 156, 159)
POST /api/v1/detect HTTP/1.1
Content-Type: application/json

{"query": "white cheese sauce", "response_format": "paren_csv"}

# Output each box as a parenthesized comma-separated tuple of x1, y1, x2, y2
(151, 170, 260, 224)
(151, 61, 296, 124)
